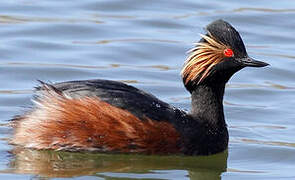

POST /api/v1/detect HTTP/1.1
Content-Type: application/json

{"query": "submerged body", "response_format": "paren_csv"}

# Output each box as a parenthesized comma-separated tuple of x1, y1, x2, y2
(11, 20, 268, 155)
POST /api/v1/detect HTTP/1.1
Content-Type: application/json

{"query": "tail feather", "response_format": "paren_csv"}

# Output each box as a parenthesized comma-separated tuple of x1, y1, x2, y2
(35, 80, 66, 99)
(36, 80, 63, 95)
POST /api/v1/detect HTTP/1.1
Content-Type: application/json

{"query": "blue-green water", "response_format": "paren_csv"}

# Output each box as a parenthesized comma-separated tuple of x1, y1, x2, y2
(1, 0, 295, 179)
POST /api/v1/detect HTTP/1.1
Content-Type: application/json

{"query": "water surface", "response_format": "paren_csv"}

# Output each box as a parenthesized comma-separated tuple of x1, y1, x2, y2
(1, 0, 295, 179)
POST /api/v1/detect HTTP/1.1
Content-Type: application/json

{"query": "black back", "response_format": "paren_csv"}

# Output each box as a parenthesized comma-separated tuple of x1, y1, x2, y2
(39, 79, 185, 123)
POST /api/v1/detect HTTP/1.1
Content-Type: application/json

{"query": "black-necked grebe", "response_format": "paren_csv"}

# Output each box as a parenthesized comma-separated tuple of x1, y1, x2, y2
(11, 20, 268, 155)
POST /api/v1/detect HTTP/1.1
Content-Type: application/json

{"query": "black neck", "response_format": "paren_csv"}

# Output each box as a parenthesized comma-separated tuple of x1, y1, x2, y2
(177, 58, 243, 155)
(175, 82, 228, 155)
(190, 83, 226, 127)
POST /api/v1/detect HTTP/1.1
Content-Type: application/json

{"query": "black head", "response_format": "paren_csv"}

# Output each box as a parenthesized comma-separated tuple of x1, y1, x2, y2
(181, 19, 268, 92)
(206, 19, 246, 59)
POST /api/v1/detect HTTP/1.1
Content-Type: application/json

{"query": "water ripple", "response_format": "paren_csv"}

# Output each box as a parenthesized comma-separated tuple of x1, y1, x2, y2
(73, 38, 183, 45)
(0, 15, 103, 24)
(233, 138, 295, 148)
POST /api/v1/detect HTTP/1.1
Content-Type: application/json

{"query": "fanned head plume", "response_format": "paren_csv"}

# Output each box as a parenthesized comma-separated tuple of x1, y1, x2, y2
(181, 33, 231, 85)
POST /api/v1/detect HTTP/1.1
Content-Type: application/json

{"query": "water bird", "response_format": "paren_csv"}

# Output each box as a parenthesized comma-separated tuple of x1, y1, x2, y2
(11, 20, 268, 155)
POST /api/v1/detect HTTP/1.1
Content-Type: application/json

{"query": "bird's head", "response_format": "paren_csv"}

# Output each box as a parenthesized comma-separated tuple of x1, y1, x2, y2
(181, 19, 268, 92)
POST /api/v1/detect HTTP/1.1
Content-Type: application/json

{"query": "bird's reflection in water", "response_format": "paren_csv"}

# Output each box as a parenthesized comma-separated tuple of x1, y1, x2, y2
(7, 148, 227, 180)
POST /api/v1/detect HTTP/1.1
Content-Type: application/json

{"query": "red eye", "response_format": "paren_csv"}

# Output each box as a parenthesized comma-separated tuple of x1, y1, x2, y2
(224, 48, 233, 57)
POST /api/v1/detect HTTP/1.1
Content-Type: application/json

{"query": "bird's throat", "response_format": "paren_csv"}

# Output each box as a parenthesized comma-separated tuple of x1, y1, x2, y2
(190, 84, 226, 126)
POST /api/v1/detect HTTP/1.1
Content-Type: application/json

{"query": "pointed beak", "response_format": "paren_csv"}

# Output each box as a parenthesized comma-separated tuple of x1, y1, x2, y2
(239, 57, 269, 67)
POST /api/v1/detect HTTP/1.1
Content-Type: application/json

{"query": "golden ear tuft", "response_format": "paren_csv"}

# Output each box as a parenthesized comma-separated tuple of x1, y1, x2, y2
(181, 33, 229, 85)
